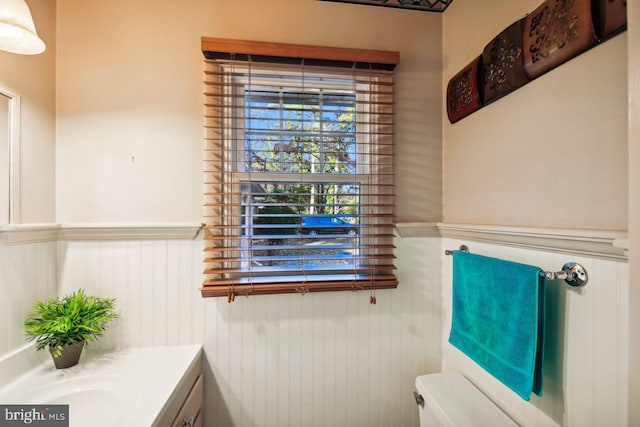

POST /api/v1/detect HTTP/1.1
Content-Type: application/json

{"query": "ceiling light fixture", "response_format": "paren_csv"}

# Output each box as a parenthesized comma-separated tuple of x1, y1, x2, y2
(0, 0, 45, 55)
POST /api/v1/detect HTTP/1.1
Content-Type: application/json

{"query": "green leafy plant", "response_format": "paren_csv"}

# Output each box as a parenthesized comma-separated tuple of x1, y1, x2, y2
(24, 289, 118, 358)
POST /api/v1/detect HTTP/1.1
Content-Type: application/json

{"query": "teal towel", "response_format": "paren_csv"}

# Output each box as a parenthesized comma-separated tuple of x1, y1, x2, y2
(448, 251, 545, 401)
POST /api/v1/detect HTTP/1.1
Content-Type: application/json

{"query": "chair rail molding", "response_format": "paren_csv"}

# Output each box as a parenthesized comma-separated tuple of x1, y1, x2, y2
(1, 223, 205, 243)
(438, 223, 628, 261)
(58, 223, 204, 241)
(395, 222, 440, 238)
(0, 223, 60, 245)
(2, 222, 626, 257)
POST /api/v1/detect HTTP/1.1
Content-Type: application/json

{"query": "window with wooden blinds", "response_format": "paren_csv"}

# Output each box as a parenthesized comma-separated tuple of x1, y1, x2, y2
(201, 38, 399, 301)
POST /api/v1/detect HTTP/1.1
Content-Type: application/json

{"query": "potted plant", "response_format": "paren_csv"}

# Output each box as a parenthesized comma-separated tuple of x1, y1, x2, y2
(24, 289, 118, 369)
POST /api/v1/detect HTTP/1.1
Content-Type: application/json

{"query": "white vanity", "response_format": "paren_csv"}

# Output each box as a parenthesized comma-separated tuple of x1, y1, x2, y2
(0, 345, 203, 426)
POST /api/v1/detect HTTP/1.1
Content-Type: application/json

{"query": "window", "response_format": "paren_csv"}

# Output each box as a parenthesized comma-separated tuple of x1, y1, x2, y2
(201, 38, 398, 300)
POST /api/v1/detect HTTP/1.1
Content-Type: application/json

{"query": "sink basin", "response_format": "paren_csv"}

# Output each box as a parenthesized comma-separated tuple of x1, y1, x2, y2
(51, 390, 121, 425)
(6, 374, 136, 427)
(0, 345, 202, 427)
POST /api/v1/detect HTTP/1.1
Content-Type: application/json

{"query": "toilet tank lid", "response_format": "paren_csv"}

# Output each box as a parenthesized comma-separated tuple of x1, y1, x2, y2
(415, 373, 518, 427)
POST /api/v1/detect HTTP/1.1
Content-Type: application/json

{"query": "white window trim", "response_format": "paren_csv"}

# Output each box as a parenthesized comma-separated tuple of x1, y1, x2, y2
(229, 75, 369, 277)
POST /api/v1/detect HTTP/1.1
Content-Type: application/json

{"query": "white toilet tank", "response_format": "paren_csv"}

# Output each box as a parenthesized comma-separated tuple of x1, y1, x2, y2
(414, 373, 518, 427)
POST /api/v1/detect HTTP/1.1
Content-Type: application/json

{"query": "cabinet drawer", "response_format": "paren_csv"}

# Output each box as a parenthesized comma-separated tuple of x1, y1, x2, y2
(172, 374, 203, 427)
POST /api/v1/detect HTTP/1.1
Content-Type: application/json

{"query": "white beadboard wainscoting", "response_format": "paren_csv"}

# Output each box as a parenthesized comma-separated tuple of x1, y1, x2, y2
(0, 227, 58, 358)
(57, 239, 206, 350)
(57, 232, 442, 427)
(8, 222, 628, 427)
(440, 232, 629, 427)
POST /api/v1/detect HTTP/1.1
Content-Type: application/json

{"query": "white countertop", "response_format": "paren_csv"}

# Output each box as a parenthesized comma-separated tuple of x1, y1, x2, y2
(0, 345, 202, 426)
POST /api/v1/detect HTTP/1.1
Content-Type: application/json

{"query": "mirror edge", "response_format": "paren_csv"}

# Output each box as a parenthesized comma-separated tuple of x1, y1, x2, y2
(0, 83, 21, 224)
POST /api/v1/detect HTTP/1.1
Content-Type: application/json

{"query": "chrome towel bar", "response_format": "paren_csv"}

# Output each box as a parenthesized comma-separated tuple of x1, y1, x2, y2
(445, 245, 588, 287)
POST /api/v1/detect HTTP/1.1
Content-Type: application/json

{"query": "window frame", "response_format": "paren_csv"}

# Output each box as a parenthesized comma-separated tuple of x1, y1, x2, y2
(233, 76, 368, 280)
(201, 38, 398, 300)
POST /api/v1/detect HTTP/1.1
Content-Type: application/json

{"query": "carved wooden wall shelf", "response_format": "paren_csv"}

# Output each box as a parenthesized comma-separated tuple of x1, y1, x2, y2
(523, 0, 598, 79)
(446, 56, 482, 123)
(482, 19, 529, 105)
(597, 0, 627, 39)
(446, 0, 627, 124)
(319, 0, 452, 12)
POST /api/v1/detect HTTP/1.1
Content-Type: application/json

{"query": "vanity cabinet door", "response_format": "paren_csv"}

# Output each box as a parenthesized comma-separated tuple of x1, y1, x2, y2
(173, 374, 204, 427)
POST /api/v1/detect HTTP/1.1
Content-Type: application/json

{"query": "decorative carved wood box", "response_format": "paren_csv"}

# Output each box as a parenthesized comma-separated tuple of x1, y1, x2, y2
(482, 19, 530, 105)
(444, 0, 626, 124)
(596, 0, 627, 39)
(522, 0, 598, 80)
(446, 56, 482, 124)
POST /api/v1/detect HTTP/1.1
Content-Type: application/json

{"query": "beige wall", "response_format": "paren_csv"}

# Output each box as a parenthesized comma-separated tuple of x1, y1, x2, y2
(0, 0, 56, 223)
(442, 0, 628, 230)
(56, 0, 442, 223)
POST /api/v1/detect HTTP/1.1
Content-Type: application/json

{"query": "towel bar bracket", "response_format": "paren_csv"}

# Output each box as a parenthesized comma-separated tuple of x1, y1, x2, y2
(540, 262, 588, 287)
(560, 262, 588, 287)
(445, 244, 469, 256)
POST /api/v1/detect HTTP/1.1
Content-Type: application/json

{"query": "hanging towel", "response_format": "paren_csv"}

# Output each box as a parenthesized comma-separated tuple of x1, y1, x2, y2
(448, 251, 545, 401)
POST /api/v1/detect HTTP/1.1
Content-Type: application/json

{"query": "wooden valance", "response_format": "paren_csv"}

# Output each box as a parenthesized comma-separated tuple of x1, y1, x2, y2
(201, 37, 399, 71)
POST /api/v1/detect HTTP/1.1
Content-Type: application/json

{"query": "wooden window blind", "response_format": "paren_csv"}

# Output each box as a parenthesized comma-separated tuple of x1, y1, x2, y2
(201, 38, 399, 301)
